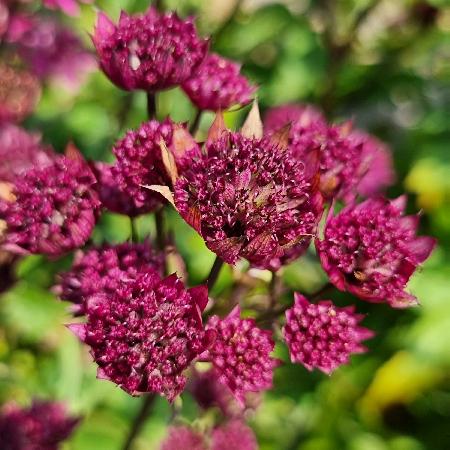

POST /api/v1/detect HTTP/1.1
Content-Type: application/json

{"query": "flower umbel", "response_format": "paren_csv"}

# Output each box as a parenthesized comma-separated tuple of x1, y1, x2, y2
(316, 197, 436, 307)
(174, 124, 323, 269)
(112, 119, 198, 213)
(0, 150, 100, 256)
(0, 400, 79, 450)
(283, 294, 373, 374)
(182, 53, 255, 111)
(55, 241, 163, 315)
(205, 306, 278, 404)
(93, 8, 208, 91)
(69, 272, 212, 401)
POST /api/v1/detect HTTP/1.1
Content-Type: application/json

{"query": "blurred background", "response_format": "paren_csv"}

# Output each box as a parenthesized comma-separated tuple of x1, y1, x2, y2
(1, 0, 449, 449)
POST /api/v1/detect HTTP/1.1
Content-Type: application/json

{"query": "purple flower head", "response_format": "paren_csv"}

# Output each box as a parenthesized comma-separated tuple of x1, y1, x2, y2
(93, 8, 208, 92)
(161, 426, 206, 450)
(0, 400, 79, 450)
(0, 123, 54, 183)
(211, 420, 257, 450)
(264, 105, 367, 202)
(264, 103, 326, 132)
(43, 0, 93, 16)
(0, 148, 100, 256)
(69, 272, 213, 401)
(0, 63, 40, 123)
(8, 15, 95, 90)
(55, 241, 163, 315)
(350, 130, 396, 197)
(283, 294, 374, 374)
(188, 368, 261, 417)
(113, 119, 199, 213)
(205, 306, 278, 404)
(174, 113, 323, 269)
(182, 53, 255, 111)
(160, 421, 257, 450)
(316, 197, 436, 308)
(93, 162, 153, 217)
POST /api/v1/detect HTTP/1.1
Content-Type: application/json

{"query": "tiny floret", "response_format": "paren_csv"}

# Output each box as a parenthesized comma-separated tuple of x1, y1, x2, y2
(316, 197, 436, 307)
(93, 8, 208, 91)
(283, 294, 373, 374)
(182, 53, 255, 111)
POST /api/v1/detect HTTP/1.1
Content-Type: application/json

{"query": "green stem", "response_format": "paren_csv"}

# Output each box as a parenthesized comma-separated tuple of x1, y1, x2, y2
(121, 394, 156, 450)
(130, 217, 139, 243)
(146, 92, 157, 120)
(205, 256, 224, 291)
(189, 109, 203, 136)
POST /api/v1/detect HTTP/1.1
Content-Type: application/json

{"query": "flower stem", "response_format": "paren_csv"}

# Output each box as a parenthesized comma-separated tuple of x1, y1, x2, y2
(121, 394, 156, 450)
(130, 217, 139, 243)
(189, 109, 203, 136)
(205, 256, 224, 291)
(146, 92, 157, 120)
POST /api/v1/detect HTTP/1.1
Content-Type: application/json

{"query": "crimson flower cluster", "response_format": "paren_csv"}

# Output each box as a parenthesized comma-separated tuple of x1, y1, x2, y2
(0, 400, 79, 450)
(161, 420, 257, 450)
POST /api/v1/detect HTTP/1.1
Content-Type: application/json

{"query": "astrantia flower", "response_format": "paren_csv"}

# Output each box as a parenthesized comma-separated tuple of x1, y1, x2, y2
(283, 294, 373, 374)
(174, 127, 323, 269)
(161, 426, 206, 450)
(0, 151, 100, 256)
(69, 272, 213, 400)
(0, 63, 40, 123)
(316, 197, 436, 307)
(93, 8, 208, 92)
(264, 103, 326, 132)
(55, 241, 163, 315)
(160, 421, 257, 450)
(182, 53, 255, 111)
(189, 368, 261, 417)
(94, 162, 152, 217)
(264, 104, 367, 202)
(113, 119, 198, 213)
(0, 400, 79, 450)
(211, 420, 257, 450)
(43, 0, 93, 16)
(351, 130, 395, 197)
(8, 15, 95, 89)
(0, 123, 54, 183)
(205, 306, 278, 404)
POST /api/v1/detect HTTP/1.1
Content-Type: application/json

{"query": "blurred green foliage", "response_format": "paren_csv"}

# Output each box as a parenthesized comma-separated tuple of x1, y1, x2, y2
(2, 0, 450, 449)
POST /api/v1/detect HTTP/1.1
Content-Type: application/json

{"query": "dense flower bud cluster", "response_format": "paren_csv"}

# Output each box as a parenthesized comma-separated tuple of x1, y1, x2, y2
(161, 420, 257, 450)
(283, 294, 373, 374)
(112, 119, 198, 213)
(182, 53, 255, 111)
(188, 368, 261, 417)
(55, 241, 163, 315)
(175, 130, 323, 269)
(316, 197, 435, 307)
(265, 105, 373, 201)
(93, 8, 208, 91)
(0, 153, 100, 256)
(205, 306, 278, 404)
(0, 63, 40, 123)
(69, 272, 212, 401)
(0, 400, 79, 450)
(0, 123, 53, 183)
